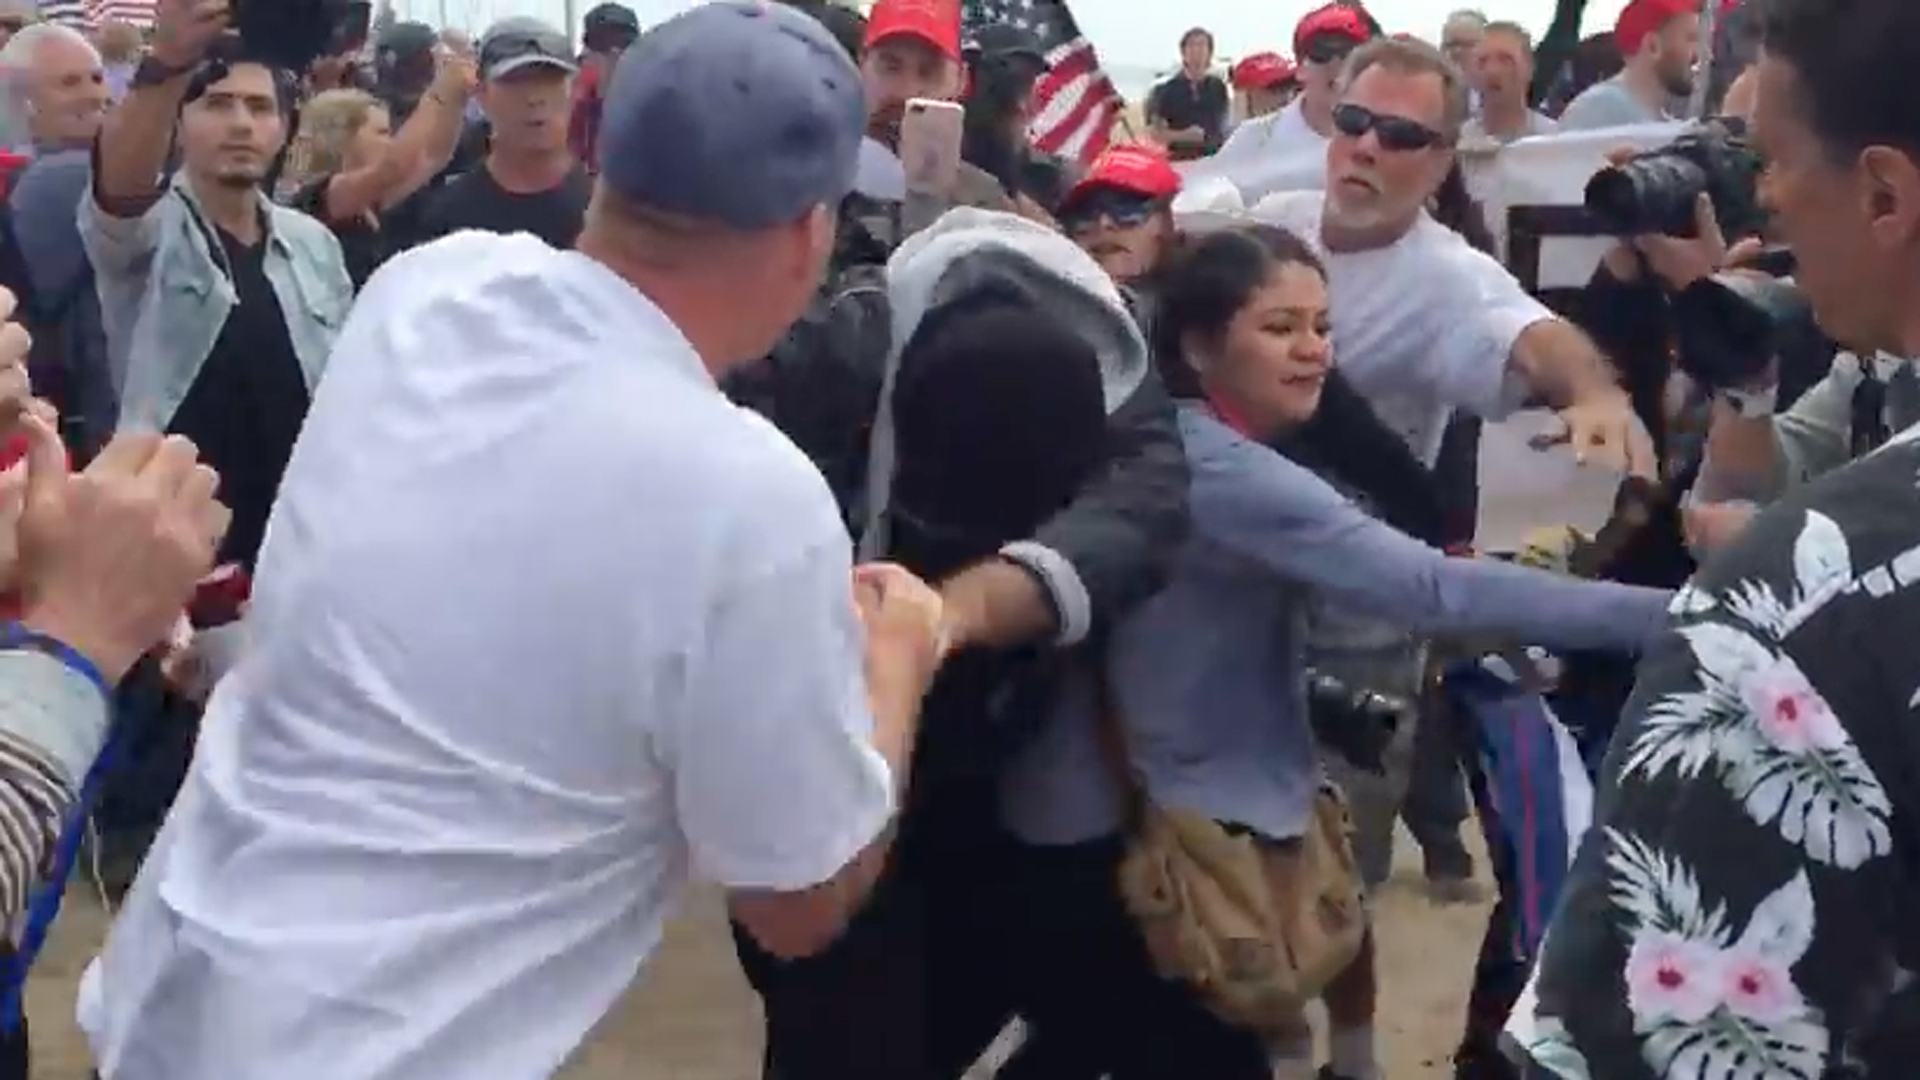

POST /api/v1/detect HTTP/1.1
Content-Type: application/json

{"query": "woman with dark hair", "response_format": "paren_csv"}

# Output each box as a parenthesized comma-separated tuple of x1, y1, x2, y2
(1062, 146, 1452, 544)
(1000, 223, 1670, 1080)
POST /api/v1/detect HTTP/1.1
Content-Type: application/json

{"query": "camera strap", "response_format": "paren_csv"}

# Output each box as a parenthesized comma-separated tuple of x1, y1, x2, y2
(1851, 371, 1891, 459)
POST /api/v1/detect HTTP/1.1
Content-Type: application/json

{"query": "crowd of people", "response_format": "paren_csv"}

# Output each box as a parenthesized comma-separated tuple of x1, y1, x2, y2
(0, 0, 1905, 1076)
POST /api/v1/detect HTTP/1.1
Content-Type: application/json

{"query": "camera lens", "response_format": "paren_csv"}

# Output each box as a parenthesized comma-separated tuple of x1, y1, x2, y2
(1583, 153, 1710, 236)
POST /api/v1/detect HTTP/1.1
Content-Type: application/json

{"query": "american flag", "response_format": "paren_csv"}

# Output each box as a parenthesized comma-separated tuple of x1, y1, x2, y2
(37, 0, 156, 29)
(963, 0, 1123, 166)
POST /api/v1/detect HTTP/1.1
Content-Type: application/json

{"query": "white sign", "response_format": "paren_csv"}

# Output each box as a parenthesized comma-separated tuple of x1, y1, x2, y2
(1470, 121, 1688, 286)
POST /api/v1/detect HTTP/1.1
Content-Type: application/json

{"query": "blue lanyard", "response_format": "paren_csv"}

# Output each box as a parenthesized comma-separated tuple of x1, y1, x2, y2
(0, 723, 119, 1032)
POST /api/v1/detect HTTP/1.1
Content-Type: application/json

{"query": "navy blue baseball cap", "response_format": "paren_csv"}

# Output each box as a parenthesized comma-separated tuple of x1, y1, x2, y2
(598, 0, 868, 229)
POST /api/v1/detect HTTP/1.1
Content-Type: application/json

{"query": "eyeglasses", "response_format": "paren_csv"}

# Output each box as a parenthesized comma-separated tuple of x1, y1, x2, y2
(1331, 102, 1447, 152)
(1061, 189, 1161, 230)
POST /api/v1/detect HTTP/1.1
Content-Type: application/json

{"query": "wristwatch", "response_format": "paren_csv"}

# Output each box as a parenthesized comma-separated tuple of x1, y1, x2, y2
(1719, 384, 1778, 419)
(131, 53, 197, 89)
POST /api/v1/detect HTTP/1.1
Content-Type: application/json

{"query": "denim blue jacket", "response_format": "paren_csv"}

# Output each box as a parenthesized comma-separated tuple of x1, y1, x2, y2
(78, 173, 353, 433)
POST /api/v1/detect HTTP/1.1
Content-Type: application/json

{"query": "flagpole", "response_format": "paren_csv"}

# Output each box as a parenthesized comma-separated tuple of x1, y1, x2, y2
(1686, 0, 1717, 118)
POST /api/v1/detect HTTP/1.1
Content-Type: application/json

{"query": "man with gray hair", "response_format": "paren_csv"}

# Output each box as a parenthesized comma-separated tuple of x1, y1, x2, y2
(3, 22, 113, 452)
(1440, 8, 1487, 71)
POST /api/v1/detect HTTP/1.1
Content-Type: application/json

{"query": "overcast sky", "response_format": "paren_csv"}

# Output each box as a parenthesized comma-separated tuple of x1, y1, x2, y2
(397, 0, 1635, 70)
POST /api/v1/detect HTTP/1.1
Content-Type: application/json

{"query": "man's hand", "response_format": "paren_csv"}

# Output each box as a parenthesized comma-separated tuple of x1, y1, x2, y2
(430, 47, 478, 100)
(853, 563, 945, 685)
(16, 426, 231, 684)
(1632, 194, 1765, 292)
(1546, 388, 1657, 475)
(149, 0, 230, 70)
(1683, 500, 1758, 554)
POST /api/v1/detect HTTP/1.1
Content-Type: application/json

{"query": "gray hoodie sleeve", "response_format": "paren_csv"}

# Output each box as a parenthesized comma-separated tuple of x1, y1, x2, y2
(1192, 425, 1671, 652)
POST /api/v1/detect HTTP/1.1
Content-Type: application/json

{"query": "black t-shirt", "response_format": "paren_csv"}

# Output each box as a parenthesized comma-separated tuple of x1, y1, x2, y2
(167, 222, 311, 569)
(1147, 74, 1229, 160)
(292, 176, 387, 290)
(407, 164, 590, 250)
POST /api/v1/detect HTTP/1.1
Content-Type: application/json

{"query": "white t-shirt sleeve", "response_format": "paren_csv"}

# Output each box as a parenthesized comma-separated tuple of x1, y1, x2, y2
(667, 530, 894, 893)
(1430, 240, 1555, 419)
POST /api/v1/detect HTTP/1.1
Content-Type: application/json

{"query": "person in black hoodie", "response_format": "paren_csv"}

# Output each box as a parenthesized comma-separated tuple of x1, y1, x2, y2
(733, 216, 1146, 1079)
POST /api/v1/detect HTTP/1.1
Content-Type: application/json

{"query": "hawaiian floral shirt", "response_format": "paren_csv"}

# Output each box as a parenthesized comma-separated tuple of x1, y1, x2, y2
(1509, 431, 1920, 1077)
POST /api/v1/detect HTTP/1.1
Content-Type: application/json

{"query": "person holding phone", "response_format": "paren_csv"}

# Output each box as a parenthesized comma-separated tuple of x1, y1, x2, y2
(856, 0, 1014, 237)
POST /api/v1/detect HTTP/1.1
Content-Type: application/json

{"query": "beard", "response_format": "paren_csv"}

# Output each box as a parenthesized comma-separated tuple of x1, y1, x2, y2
(210, 160, 266, 189)
(1659, 63, 1695, 99)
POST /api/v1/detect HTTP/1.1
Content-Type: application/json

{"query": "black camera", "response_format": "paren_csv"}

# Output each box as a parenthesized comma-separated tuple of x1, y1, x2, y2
(1305, 670, 1410, 775)
(1583, 116, 1766, 239)
(1670, 268, 1834, 397)
(232, 0, 370, 74)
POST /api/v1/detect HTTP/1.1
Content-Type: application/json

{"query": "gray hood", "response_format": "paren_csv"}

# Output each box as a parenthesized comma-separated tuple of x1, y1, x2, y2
(859, 208, 1150, 555)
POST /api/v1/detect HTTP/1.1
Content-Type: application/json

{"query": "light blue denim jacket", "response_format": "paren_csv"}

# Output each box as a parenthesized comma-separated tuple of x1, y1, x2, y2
(78, 173, 353, 433)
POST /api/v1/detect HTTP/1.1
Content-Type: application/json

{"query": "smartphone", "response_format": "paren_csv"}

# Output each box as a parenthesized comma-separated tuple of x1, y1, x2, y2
(898, 98, 965, 196)
(326, 0, 374, 56)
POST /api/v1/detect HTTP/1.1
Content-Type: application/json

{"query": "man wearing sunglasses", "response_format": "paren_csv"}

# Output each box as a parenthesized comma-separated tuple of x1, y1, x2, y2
(1057, 142, 1179, 286)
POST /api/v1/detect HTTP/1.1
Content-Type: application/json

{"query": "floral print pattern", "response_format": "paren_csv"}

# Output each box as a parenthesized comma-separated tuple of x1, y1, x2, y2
(1510, 441, 1920, 1078)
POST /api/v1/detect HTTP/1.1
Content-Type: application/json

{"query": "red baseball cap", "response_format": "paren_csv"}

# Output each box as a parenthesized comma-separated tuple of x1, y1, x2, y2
(864, 0, 962, 62)
(1614, 0, 1693, 55)
(1061, 143, 1182, 211)
(1293, 4, 1373, 59)
(1230, 52, 1297, 90)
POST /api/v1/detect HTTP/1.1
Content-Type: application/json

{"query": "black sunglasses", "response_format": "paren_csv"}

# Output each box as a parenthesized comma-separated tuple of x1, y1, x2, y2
(1061, 188, 1161, 230)
(1299, 33, 1358, 66)
(1331, 102, 1447, 151)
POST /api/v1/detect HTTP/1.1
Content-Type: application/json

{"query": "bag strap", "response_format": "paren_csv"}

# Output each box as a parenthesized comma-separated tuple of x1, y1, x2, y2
(0, 723, 122, 1032)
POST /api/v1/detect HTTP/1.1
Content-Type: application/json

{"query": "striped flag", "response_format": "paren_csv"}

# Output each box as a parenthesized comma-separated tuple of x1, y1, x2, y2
(38, 0, 156, 29)
(962, 0, 1123, 166)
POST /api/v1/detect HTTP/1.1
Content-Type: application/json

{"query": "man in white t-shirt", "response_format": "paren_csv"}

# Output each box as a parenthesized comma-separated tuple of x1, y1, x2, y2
(78, 5, 946, 1079)
(1248, 39, 1653, 1064)
(1253, 35, 1650, 470)
(1196, 3, 1373, 199)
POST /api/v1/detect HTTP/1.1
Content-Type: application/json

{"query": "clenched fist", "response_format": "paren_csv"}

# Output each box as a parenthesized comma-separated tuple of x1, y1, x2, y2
(854, 561, 946, 689)
(18, 426, 231, 682)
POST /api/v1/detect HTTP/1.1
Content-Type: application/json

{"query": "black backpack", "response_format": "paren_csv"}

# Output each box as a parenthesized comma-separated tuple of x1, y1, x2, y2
(721, 202, 893, 530)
